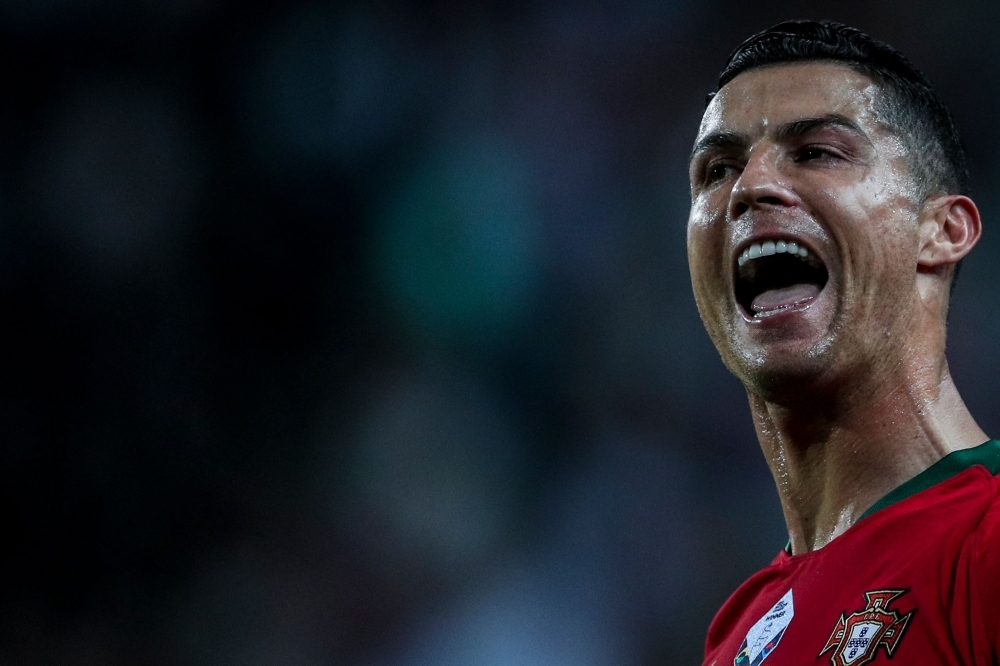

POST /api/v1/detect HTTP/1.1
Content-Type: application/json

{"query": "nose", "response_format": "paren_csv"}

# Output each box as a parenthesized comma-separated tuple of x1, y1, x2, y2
(729, 148, 797, 219)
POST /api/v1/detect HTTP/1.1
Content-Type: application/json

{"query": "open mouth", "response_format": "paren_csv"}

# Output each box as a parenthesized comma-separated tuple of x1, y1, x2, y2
(735, 239, 828, 318)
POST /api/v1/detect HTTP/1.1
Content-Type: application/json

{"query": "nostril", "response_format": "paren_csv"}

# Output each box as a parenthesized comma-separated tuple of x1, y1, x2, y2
(757, 195, 783, 205)
(734, 201, 749, 217)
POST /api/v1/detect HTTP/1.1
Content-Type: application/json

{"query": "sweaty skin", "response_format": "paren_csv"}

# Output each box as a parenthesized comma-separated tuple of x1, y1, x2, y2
(687, 62, 986, 554)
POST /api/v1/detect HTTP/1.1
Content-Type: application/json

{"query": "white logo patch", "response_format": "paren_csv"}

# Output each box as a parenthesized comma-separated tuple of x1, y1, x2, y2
(734, 589, 794, 666)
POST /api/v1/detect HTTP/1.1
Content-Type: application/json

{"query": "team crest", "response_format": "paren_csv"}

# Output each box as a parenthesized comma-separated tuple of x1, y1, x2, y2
(819, 590, 914, 666)
(734, 589, 794, 666)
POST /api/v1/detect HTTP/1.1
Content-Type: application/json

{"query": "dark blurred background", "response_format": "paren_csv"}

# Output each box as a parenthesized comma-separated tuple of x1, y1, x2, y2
(2, 0, 999, 663)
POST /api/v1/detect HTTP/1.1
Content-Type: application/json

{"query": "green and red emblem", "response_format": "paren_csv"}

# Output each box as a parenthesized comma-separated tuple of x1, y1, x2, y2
(819, 590, 914, 666)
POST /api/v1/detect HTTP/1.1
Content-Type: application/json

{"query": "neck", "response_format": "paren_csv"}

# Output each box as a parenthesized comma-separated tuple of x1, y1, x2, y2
(750, 361, 987, 555)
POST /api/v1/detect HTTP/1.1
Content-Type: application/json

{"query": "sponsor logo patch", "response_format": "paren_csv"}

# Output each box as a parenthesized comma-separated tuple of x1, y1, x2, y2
(819, 590, 914, 666)
(734, 589, 794, 666)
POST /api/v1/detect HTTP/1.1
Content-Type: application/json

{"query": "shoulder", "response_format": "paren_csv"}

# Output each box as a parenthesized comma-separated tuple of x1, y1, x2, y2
(972, 457, 1000, 560)
(972, 465, 1000, 641)
(704, 553, 788, 655)
(973, 465, 1000, 557)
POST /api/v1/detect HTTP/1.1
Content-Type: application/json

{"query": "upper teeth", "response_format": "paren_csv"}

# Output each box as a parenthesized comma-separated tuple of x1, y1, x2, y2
(738, 240, 809, 266)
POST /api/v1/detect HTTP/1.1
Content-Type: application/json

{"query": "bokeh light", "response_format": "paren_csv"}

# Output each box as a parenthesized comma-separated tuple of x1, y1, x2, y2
(373, 136, 542, 348)
(245, 3, 431, 172)
(335, 366, 529, 571)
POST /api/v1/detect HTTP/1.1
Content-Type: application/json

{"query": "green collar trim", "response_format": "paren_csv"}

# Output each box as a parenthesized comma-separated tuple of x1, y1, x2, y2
(858, 438, 1000, 520)
(784, 439, 1000, 555)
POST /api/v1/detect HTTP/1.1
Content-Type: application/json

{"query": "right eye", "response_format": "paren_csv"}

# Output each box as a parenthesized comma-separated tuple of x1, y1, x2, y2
(705, 161, 739, 184)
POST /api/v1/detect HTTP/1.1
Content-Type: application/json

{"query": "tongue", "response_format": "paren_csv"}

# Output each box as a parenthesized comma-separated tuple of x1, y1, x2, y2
(751, 283, 820, 314)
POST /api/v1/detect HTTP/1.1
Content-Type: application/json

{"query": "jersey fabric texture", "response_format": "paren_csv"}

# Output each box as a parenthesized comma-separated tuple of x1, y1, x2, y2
(703, 439, 1000, 666)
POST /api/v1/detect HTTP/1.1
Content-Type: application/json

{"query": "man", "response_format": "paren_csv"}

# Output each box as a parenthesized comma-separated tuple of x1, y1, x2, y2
(687, 20, 1000, 666)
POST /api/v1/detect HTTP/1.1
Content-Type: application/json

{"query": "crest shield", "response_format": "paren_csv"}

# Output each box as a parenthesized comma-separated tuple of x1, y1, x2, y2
(819, 590, 914, 666)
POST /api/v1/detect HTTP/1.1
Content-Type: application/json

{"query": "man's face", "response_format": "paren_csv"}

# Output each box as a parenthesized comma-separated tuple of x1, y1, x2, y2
(687, 62, 925, 397)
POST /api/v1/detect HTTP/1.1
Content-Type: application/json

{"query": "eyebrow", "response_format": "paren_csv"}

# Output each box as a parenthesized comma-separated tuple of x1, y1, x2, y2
(774, 113, 872, 145)
(689, 131, 749, 166)
(689, 113, 873, 166)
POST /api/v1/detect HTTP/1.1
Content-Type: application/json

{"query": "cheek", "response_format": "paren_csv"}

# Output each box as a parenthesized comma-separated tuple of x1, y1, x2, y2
(687, 204, 724, 277)
(814, 175, 920, 268)
(687, 207, 730, 321)
(856, 201, 920, 272)
(825, 194, 921, 325)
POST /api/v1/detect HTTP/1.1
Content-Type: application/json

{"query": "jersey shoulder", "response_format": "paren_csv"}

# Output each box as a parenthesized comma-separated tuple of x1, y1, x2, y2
(704, 553, 788, 655)
(972, 462, 1000, 642)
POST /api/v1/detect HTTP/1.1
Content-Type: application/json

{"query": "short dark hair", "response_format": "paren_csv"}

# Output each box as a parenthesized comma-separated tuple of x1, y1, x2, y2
(711, 20, 969, 202)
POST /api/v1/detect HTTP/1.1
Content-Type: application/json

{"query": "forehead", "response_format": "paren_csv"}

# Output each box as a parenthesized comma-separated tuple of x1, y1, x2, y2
(698, 61, 884, 139)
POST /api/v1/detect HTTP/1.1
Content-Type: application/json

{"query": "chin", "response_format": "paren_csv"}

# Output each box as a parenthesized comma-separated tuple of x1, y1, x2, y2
(729, 344, 840, 405)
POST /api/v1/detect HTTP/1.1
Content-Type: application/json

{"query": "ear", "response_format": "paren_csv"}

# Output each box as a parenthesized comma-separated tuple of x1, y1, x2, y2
(917, 195, 982, 270)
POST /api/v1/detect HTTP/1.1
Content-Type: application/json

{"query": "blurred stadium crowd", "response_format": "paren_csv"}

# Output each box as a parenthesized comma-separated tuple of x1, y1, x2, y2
(1, 0, 999, 664)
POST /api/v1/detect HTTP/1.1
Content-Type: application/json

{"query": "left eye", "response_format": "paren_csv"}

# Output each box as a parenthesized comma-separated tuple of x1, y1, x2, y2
(798, 147, 831, 161)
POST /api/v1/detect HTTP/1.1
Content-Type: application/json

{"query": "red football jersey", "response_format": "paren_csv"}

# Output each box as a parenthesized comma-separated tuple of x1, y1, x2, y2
(703, 439, 1000, 666)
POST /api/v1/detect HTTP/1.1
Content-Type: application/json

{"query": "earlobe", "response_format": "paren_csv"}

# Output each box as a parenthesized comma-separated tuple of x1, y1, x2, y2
(917, 195, 982, 268)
